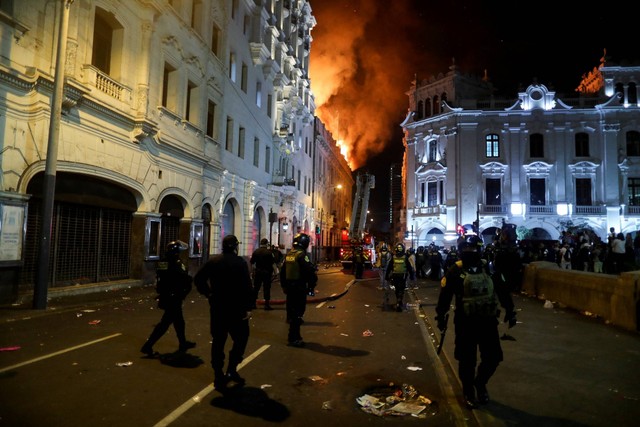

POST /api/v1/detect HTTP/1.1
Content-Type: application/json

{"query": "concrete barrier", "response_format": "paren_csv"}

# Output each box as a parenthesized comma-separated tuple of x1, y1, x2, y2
(521, 261, 639, 332)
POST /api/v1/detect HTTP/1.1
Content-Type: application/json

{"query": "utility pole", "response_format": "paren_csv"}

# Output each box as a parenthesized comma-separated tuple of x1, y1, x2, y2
(33, 0, 74, 309)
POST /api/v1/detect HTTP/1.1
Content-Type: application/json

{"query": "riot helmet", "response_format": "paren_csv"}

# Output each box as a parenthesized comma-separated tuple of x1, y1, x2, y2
(293, 233, 311, 250)
(166, 240, 188, 258)
(380, 244, 388, 253)
(222, 235, 240, 254)
(260, 238, 269, 247)
(458, 234, 483, 266)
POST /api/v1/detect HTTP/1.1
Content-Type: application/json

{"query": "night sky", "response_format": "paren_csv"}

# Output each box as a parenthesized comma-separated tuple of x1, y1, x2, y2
(308, 0, 639, 231)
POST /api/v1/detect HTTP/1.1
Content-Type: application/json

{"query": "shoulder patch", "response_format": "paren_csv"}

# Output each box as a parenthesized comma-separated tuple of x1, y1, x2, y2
(304, 255, 310, 262)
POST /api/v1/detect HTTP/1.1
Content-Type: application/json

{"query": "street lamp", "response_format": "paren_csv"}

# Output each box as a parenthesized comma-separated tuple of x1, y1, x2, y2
(268, 208, 278, 247)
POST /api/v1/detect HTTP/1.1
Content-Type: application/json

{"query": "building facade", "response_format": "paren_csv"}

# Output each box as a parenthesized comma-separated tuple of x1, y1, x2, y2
(401, 59, 640, 249)
(0, 0, 347, 302)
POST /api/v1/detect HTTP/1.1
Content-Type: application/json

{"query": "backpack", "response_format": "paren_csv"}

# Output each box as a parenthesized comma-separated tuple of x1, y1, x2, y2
(461, 271, 498, 317)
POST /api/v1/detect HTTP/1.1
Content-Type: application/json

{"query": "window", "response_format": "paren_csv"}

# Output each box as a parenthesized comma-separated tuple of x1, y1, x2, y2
(206, 101, 216, 138)
(238, 127, 245, 158)
(530, 133, 544, 158)
(265, 146, 271, 173)
(420, 182, 425, 204)
(162, 63, 179, 112)
(243, 14, 250, 35)
(256, 81, 262, 107)
(191, 0, 203, 35)
(486, 178, 501, 206)
(92, 8, 124, 79)
(211, 25, 220, 57)
(427, 182, 438, 206)
(575, 178, 592, 205)
(229, 53, 236, 82)
(485, 134, 499, 158)
(575, 132, 589, 157)
(530, 178, 546, 205)
(253, 138, 260, 167)
(225, 117, 233, 151)
(297, 170, 301, 190)
(627, 131, 640, 157)
(241, 63, 248, 92)
(628, 178, 640, 206)
(428, 141, 437, 162)
(186, 80, 198, 123)
(416, 101, 423, 120)
(267, 94, 273, 118)
(0, 0, 14, 14)
(433, 95, 439, 115)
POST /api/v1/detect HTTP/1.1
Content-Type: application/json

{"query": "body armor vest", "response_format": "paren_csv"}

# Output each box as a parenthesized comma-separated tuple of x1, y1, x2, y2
(392, 256, 407, 275)
(285, 249, 303, 280)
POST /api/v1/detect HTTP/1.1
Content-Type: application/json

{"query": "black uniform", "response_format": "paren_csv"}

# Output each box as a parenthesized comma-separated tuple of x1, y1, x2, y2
(141, 243, 194, 356)
(353, 246, 365, 279)
(385, 245, 414, 312)
(250, 241, 277, 309)
(281, 243, 317, 347)
(194, 236, 254, 390)
(435, 241, 516, 408)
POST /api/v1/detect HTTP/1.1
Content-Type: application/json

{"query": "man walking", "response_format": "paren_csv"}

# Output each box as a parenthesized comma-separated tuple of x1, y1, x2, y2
(280, 233, 317, 347)
(194, 235, 254, 392)
(250, 238, 277, 310)
(385, 243, 414, 312)
(141, 241, 195, 356)
(435, 234, 516, 409)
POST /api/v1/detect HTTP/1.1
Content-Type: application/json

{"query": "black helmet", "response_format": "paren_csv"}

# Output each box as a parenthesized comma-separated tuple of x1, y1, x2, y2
(293, 233, 310, 250)
(260, 238, 269, 246)
(166, 240, 188, 256)
(394, 242, 405, 255)
(222, 235, 240, 253)
(458, 234, 483, 252)
(380, 245, 388, 253)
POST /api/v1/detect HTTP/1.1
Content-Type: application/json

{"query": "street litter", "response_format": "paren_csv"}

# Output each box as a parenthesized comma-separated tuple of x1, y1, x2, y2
(260, 384, 272, 389)
(357, 383, 436, 418)
(116, 361, 133, 367)
(82, 309, 97, 312)
(407, 366, 422, 371)
(322, 401, 333, 410)
(88, 320, 101, 325)
(362, 329, 374, 337)
(543, 300, 554, 308)
(0, 346, 21, 352)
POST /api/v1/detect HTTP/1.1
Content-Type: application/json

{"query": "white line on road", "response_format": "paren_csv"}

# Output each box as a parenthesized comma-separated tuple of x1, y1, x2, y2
(0, 333, 123, 374)
(153, 344, 270, 427)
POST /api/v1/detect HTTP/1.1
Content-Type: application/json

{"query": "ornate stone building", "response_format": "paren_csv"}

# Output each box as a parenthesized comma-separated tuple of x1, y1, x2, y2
(0, 0, 347, 302)
(401, 58, 640, 248)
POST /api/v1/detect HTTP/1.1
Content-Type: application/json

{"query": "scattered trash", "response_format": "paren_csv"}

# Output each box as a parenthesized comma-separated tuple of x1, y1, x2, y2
(309, 375, 326, 382)
(82, 309, 97, 313)
(406, 366, 423, 371)
(116, 361, 133, 367)
(327, 305, 336, 309)
(260, 384, 272, 389)
(401, 355, 406, 360)
(322, 401, 333, 410)
(0, 346, 21, 352)
(543, 300, 554, 309)
(356, 383, 436, 418)
(340, 333, 349, 337)
(362, 329, 374, 337)
(88, 320, 101, 325)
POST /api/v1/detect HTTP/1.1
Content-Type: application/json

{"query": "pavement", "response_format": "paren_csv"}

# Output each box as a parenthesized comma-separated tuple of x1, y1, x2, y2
(3, 266, 640, 426)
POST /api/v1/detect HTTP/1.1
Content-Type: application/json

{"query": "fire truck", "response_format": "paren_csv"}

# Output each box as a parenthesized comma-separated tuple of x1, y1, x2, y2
(340, 172, 376, 269)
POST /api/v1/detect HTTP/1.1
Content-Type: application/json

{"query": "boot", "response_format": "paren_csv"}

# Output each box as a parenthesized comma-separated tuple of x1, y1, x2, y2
(178, 340, 196, 353)
(140, 342, 156, 356)
(213, 369, 229, 391)
(463, 385, 477, 409)
(475, 381, 490, 404)
(226, 368, 246, 386)
(396, 301, 403, 312)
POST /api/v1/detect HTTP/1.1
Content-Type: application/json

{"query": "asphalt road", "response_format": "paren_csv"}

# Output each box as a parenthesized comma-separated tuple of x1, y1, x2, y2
(2, 267, 639, 427)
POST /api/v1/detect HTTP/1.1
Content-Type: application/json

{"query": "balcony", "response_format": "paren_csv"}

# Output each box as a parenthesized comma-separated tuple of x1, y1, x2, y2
(82, 65, 131, 102)
(412, 205, 446, 216)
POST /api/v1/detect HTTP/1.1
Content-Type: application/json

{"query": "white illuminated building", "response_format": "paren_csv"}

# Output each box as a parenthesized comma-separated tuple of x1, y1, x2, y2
(401, 58, 640, 248)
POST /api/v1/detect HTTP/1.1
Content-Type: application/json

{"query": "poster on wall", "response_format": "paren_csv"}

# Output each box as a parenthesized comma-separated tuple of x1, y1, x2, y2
(0, 203, 26, 263)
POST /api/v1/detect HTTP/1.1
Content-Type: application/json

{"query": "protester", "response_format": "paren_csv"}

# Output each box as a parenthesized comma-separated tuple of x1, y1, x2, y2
(378, 244, 393, 307)
(194, 235, 254, 392)
(435, 234, 516, 409)
(280, 233, 318, 347)
(385, 242, 414, 312)
(250, 238, 277, 310)
(141, 241, 195, 356)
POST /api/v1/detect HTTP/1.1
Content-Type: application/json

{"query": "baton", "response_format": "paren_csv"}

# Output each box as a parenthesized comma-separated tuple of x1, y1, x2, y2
(436, 313, 449, 355)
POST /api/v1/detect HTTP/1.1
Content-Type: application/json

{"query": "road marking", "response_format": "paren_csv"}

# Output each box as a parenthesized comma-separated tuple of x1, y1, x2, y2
(153, 344, 270, 427)
(0, 333, 122, 374)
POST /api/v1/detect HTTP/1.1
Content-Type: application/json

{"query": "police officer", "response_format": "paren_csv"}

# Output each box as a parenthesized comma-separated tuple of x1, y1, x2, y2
(385, 243, 414, 312)
(141, 240, 195, 356)
(194, 235, 254, 391)
(280, 233, 318, 347)
(353, 245, 365, 279)
(378, 244, 393, 307)
(435, 234, 516, 408)
(250, 238, 277, 310)
(415, 246, 427, 278)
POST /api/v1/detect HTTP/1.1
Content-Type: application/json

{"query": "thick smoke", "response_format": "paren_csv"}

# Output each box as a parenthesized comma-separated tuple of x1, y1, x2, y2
(309, 1, 447, 170)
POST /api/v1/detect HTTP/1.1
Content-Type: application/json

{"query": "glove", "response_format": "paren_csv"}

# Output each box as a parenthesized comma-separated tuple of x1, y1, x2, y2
(435, 315, 447, 333)
(504, 312, 517, 328)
